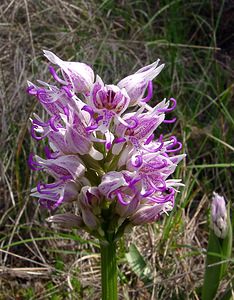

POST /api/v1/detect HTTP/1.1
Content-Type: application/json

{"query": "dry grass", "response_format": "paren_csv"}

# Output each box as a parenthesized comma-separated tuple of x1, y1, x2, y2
(0, 0, 233, 299)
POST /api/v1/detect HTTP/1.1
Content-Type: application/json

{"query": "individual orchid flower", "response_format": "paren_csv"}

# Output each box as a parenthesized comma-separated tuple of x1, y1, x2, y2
(98, 171, 128, 199)
(28, 153, 86, 180)
(117, 60, 164, 106)
(112, 97, 177, 156)
(43, 50, 95, 93)
(27, 81, 73, 116)
(130, 200, 173, 225)
(31, 180, 80, 210)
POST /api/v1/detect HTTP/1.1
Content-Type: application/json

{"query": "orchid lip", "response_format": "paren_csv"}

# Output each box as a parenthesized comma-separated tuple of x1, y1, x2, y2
(155, 186, 167, 192)
(129, 177, 141, 187)
(33, 119, 49, 127)
(60, 175, 73, 180)
(49, 66, 67, 85)
(96, 115, 103, 123)
(28, 153, 43, 171)
(31, 125, 48, 140)
(49, 115, 61, 132)
(163, 117, 177, 124)
(36, 181, 63, 195)
(141, 81, 153, 103)
(62, 106, 70, 119)
(37, 182, 57, 195)
(61, 85, 73, 98)
(166, 136, 177, 149)
(82, 105, 94, 117)
(166, 142, 182, 153)
(36, 89, 57, 104)
(131, 154, 143, 168)
(143, 141, 164, 153)
(166, 136, 182, 152)
(150, 178, 166, 191)
(158, 98, 177, 113)
(144, 133, 154, 145)
(26, 86, 37, 95)
(44, 146, 60, 159)
(148, 189, 175, 203)
(86, 124, 98, 132)
(148, 197, 171, 204)
(145, 159, 168, 170)
(114, 137, 126, 144)
(52, 195, 64, 209)
(141, 188, 155, 197)
(126, 117, 138, 129)
(116, 191, 130, 206)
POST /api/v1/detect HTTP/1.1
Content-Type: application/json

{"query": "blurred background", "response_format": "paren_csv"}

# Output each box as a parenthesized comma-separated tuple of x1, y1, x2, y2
(0, 1, 233, 299)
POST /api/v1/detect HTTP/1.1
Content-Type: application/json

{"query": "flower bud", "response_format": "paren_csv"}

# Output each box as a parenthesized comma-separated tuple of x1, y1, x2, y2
(211, 192, 228, 238)
(78, 187, 103, 230)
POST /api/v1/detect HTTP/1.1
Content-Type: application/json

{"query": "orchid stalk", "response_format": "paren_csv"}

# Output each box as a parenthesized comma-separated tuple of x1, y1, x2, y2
(28, 51, 185, 299)
(202, 192, 232, 300)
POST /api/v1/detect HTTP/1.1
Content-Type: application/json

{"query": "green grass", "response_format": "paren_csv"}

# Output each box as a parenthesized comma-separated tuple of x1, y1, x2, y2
(0, 0, 233, 299)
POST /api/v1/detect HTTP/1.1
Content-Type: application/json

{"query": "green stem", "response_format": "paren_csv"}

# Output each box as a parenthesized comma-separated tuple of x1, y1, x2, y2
(100, 241, 118, 300)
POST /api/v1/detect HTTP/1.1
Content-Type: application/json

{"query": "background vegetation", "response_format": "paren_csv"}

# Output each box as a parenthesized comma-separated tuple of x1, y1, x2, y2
(0, 0, 233, 299)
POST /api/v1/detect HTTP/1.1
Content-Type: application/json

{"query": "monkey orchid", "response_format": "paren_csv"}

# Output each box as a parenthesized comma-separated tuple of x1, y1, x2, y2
(28, 50, 185, 300)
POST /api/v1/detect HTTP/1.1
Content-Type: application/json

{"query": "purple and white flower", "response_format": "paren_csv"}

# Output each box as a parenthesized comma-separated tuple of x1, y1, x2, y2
(43, 50, 94, 93)
(118, 60, 164, 106)
(28, 50, 185, 238)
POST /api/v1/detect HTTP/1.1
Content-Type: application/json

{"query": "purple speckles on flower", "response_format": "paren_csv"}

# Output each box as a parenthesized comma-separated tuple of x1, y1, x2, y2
(28, 50, 185, 231)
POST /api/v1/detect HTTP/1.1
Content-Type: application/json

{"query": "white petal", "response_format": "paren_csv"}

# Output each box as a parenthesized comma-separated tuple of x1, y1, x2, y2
(43, 50, 63, 65)
(89, 147, 104, 160)
(112, 142, 124, 155)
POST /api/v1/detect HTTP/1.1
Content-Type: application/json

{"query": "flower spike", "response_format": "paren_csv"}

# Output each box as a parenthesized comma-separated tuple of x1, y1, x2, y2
(28, 51, 184, 234)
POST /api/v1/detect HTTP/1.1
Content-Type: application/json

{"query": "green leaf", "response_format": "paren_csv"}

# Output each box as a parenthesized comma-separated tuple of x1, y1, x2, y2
(202, 230, 222, 300)
(202, 200, 233, 300)
(126, 244, 152, 284)
(220, 202, 233, 278)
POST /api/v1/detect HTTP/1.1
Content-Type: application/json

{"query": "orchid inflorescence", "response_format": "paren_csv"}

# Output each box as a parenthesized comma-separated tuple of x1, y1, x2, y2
(28, 51, 185, 240)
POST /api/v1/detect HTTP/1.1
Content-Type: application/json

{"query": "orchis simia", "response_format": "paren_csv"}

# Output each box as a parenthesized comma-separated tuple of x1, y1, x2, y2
(28, 51, 185, 299)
